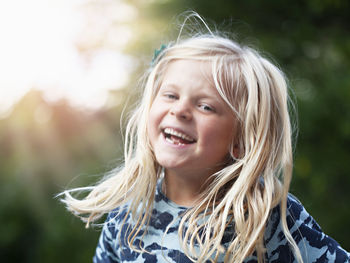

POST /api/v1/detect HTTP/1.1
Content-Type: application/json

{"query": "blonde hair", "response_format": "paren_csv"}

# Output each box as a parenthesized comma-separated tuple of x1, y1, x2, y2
(61, 17, 302, 263)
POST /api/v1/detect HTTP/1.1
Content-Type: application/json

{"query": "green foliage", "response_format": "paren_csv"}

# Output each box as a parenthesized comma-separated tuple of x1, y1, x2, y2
(0, 176, 100, 262)
(0, 90, 123, 262)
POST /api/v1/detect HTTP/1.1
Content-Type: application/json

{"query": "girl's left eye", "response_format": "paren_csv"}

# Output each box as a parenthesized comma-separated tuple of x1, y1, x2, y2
(199, 104, 215, 112)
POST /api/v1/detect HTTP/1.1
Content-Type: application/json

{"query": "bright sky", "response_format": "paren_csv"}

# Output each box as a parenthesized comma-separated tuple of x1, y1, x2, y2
(0, 0, 137, 116)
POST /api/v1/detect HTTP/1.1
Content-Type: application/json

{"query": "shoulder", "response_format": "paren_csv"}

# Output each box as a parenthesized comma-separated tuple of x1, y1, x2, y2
(93, 204, 133, 263)
(265, 194, 350, 262)
(98, 204, 132, 247)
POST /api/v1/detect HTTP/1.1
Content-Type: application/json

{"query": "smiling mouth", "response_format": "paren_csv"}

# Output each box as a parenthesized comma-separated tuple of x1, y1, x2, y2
(162, 128, 196, 145)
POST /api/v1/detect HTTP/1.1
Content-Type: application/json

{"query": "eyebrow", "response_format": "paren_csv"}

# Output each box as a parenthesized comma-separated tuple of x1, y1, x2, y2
(162, 83, 224, 103)
(159, 83, 178, 90)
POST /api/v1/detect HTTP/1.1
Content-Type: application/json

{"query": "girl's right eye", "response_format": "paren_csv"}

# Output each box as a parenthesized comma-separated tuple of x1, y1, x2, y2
(163, 93, 177, 100)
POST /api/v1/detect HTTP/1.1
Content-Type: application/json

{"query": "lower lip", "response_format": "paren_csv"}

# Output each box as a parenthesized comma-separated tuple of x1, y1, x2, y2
(162, 133, 194, 148)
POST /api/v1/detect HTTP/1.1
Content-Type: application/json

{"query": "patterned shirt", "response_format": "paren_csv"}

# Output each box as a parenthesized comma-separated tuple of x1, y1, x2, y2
(93, 180, 350, 262)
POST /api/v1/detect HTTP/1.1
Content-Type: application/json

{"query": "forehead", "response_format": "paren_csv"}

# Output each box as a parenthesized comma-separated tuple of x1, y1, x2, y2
(163, 59, 211, 77)
(160, 59, 213, 89)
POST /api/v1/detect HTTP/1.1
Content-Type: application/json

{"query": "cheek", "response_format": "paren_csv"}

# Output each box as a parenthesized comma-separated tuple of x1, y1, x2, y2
(203, 120, 234, 151)
(147, 103, 162, 141)
(203, 118, 234, 139)
(147, 110, 157, 143)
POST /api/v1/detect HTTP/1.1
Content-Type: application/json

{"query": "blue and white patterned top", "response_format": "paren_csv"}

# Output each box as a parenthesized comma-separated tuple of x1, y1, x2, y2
(93, 179, 350, 262)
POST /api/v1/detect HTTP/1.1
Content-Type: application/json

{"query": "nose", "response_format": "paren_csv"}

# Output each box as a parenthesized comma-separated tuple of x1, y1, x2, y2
(170, 99, 192, 121)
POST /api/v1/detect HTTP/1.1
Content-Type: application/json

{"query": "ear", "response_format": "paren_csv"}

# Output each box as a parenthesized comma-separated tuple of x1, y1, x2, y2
(231, 144, 240, 159)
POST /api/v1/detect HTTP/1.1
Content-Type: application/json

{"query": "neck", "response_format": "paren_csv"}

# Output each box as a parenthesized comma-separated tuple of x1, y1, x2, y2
(163, 169, 213, 206)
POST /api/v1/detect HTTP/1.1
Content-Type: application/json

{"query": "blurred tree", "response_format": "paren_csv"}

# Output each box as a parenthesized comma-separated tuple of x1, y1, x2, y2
(0, 90, 124, 262)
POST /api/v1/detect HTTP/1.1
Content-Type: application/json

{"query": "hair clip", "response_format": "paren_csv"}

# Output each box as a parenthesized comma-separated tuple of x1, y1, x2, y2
(151, 44, 168, 65)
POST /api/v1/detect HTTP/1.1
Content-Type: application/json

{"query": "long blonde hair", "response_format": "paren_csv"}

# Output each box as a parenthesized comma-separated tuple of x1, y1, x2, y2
(61, 18, 302, 263)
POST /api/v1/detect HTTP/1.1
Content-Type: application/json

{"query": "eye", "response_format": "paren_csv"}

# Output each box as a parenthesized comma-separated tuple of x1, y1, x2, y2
(199, 103, 215, 112)
(162, 92, 177, 100)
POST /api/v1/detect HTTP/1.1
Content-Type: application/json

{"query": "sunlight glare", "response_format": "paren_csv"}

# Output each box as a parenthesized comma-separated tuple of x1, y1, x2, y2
(0, 0, 136, 115)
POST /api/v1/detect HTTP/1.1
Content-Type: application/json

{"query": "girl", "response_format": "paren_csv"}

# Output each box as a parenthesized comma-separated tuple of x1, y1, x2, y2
(61, 17, 350, 263)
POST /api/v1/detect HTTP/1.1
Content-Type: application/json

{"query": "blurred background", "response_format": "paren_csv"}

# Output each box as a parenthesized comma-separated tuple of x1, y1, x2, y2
(0, 0, 349, 261)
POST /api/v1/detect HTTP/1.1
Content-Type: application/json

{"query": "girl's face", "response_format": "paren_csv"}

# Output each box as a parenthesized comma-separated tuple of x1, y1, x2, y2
(148, 59, 236, 180)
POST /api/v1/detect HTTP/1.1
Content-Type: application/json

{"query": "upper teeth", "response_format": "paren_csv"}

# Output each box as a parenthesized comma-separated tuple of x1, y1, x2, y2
(164, 128, 195, 142)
